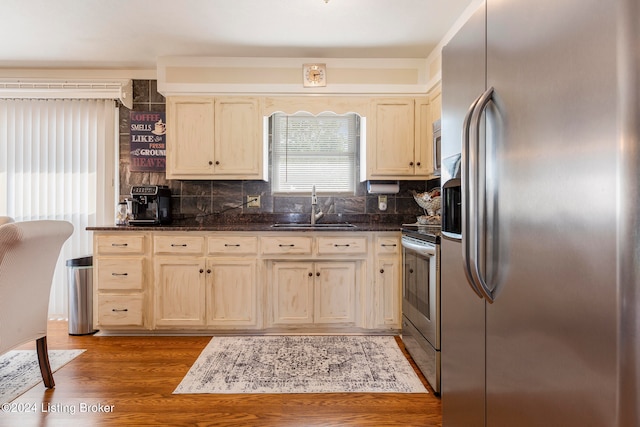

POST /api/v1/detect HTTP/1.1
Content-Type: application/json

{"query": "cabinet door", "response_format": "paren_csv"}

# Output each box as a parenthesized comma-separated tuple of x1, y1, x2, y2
(314, 262, 356, 324)
(369, 99, 415, 177)
(271, 261, 314, 324)
(375, 256, 401, 327)
(154, 257, 206, 326)
(414, 97, 434, 177)
(206, 259, 257, 327)
(213, 97, 263, 179)
(166, 97, 215, 179)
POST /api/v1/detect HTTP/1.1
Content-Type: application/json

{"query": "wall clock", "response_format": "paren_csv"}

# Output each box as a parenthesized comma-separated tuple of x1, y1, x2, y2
(303, 63, 327, 87)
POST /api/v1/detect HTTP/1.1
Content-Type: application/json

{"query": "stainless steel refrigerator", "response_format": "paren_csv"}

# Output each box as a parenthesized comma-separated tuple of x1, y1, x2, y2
(440, 0, 640, 426)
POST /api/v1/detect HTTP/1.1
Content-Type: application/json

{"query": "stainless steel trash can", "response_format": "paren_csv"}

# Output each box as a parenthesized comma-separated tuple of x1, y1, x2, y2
(66, 256, 97, 335)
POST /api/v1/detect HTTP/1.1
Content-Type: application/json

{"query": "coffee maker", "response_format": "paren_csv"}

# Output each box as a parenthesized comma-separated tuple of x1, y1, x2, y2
(126, 185, 172, 225)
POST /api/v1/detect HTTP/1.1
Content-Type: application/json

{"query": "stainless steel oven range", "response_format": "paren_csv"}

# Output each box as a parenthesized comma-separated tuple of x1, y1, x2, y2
(401, 227, 440, 394)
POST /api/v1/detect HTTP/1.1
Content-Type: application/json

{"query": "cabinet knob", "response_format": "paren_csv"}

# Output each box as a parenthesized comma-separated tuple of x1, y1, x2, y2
(409, 161, 414, 166)
(208, 161, 213, 165)
(199, 269, 204, 273)
(215, 160, 220, 165)
(416, 162, 421, 166)
(409, 268, 414, 274)
(380, 269, 385, 274)
(308, 272, 313, 277)
(207, 269, 212, 274)
(316, 272, 320, 277)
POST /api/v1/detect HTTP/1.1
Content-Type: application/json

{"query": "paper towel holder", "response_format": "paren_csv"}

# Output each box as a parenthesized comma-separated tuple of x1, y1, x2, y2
(366, 180, 400, 194)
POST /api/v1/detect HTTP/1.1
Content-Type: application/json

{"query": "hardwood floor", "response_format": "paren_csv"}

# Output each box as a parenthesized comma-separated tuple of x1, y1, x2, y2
(2, 322, 441, 427)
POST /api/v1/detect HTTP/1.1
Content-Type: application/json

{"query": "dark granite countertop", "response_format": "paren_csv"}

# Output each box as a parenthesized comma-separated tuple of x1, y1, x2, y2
(87, 213, 442, 233)
(87, 222, 404, 232)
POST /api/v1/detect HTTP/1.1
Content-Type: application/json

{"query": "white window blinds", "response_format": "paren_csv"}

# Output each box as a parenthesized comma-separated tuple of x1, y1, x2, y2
(0, 99, 117, 319)
(271, 112, 358, 194)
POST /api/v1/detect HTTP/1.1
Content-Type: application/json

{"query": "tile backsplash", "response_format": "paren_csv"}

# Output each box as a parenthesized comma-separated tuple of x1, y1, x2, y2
(119, 80, 440, 226)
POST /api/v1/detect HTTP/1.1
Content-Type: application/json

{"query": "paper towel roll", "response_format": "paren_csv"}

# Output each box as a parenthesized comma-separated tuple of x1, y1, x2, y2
(367, 181, 400, 194)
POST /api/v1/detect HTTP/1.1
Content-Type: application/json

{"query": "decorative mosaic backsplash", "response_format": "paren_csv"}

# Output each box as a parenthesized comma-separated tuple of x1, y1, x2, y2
(119, 80, 440, 226)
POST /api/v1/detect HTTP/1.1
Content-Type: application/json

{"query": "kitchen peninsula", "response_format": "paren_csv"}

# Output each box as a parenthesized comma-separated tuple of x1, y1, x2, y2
(88, 221, 432, 335)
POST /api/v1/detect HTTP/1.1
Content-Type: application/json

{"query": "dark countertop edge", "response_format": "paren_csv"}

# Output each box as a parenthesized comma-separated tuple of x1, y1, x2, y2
(87, 223, 407, 232)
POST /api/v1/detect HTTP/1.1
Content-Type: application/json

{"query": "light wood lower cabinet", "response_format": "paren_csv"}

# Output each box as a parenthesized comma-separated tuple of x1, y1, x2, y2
(270, 262, 314, 324)
(93, 233, 149, 329)
(373, 234, 402, 328)
(206, 259, 258, 327)
(154, 257, 206, 327)
(270, 261, 357, 326)
(93, 230, 401, 333)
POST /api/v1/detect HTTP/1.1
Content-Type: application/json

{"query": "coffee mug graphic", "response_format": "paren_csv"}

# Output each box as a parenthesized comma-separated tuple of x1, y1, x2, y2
(152, 119, 166, 135)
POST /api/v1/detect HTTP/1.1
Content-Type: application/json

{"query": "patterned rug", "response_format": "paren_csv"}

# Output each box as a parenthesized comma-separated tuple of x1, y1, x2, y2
(0, 349, 85, 403)
(174, 335, 427, 394)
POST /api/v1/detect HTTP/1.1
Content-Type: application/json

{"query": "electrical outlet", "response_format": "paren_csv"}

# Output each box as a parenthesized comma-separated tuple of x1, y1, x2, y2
(247, 195, 261, 208)
(378, 195, 388, 211)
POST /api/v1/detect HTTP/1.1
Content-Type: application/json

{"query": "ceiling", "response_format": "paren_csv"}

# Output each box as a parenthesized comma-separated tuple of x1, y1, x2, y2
(0, 0, 475, 71)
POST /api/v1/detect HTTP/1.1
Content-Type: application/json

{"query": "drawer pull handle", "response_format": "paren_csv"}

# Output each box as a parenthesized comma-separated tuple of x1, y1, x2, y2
(111, 243, 128, 247)
(334, 244, 350, 247)
(224, 244, 241, 247)
(381, 244, 397, 247)
(279, 244, 295, 247)
(171, 243, 187, 247)
(111, 272, 128, 276)
(112, 308, 128, 312)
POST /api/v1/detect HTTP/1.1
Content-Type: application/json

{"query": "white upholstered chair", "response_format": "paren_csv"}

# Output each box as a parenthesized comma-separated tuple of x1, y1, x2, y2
(0, 220, 74, 388)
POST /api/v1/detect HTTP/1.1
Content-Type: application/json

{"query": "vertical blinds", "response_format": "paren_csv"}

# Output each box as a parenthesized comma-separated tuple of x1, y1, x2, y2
(0, 99, 116, 319)
(271, 112, 358, 193)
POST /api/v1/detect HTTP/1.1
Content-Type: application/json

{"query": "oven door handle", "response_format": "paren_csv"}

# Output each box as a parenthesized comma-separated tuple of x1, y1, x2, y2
(401, 239, 436, 256)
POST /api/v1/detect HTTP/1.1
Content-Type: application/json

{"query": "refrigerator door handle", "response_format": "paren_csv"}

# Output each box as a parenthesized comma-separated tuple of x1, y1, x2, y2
(468, 86, 496, 303)
(461, 93, 484, 299)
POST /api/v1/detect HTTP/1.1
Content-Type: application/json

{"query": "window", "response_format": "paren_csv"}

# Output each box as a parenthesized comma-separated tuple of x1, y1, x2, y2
(271, 112, 360, 194)
(0, 99, 117, 319)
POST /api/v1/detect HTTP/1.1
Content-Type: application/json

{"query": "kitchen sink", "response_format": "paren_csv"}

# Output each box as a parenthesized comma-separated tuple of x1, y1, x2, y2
(271, 223, 357, 229)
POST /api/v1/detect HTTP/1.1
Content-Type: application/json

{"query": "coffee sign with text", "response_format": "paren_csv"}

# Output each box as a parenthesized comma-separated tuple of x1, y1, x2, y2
(130, 111, 166, 172)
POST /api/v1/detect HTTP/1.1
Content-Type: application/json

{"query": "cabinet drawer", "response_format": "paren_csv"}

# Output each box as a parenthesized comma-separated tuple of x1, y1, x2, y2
(97, 294, 144, 326)
(154, 235, 205, 255)
(261, 236, 312, 255)
(317, 236, 368, 255)
(375, 236, 400, 255)
(96, 234, 145, 255)
(208, 235, 258, 255)
(95, 258, 144, 290)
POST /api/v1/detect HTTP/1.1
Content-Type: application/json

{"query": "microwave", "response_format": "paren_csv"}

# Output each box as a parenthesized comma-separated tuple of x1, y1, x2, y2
(433, 119, 441, 176)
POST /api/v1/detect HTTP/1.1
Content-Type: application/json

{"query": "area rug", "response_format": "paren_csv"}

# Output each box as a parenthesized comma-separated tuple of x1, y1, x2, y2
(0, 349, 85, 403)
(174, 335, 427, 394)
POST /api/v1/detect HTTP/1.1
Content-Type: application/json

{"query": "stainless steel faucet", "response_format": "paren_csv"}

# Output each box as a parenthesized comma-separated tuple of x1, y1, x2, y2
(311, 185, 324, 225)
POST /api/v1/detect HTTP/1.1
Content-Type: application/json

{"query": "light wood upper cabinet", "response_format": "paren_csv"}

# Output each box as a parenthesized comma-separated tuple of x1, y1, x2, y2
(364, 97, 435, 180)
(368, 98, 416, 177)
(166, 96, 264, 180)
(166, 97, 215, 178)
(213, 97, 263, 178)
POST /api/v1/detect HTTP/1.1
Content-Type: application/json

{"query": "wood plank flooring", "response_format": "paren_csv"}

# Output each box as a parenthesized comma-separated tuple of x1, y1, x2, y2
(2, 322, 441, 427)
